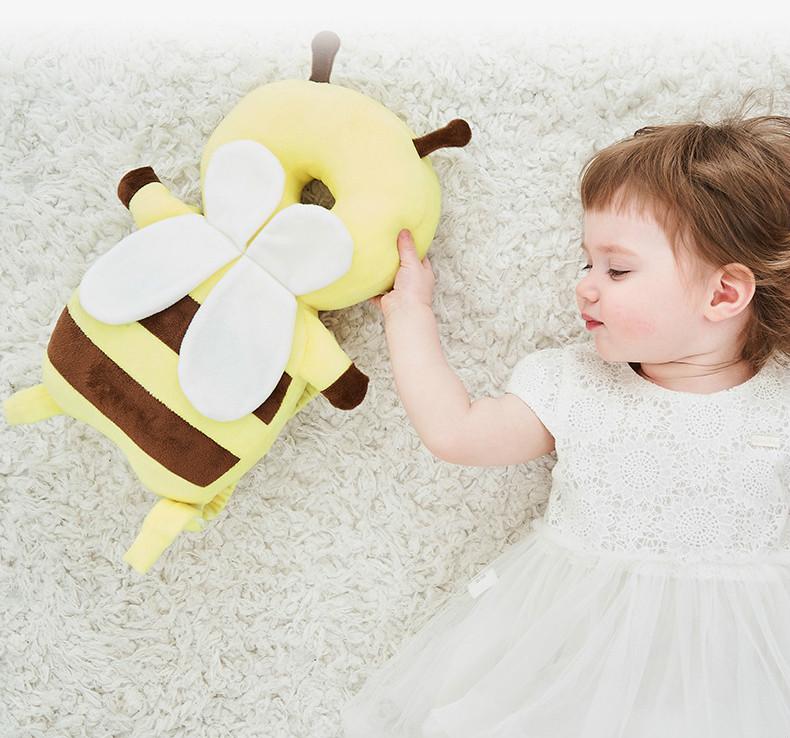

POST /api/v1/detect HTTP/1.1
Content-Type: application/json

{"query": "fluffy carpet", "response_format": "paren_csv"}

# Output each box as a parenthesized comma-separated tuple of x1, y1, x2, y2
(2, 22, 789, 738)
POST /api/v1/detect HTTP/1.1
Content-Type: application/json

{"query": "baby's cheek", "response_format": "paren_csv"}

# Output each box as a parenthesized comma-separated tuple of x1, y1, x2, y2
(612, 307, 657, 339)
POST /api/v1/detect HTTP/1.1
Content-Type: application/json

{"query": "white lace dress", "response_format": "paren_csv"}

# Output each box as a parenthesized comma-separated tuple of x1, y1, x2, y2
(341, 340, 790, 738)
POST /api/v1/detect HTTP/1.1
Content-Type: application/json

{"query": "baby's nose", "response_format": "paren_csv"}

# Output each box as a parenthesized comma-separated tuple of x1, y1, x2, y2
(576, 276, 598, 300)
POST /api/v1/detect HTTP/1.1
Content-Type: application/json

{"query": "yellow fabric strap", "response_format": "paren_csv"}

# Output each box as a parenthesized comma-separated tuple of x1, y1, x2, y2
(123, 498, 205, 574)
(3, 384, 62, 425)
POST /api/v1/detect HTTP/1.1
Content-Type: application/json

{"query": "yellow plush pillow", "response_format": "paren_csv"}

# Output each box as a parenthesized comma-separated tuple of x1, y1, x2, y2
(3, 31, 471, 574)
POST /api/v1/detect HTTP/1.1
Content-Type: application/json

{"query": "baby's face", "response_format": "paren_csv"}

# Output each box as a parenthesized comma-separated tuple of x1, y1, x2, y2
(575, 201, 705, 364)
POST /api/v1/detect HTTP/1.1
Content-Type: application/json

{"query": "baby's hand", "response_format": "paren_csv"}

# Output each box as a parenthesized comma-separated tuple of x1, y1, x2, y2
(370, 229, 435, 319)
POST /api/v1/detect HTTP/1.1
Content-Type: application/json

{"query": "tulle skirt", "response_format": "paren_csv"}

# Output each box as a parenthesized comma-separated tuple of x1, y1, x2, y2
(341, 517, 790, 738)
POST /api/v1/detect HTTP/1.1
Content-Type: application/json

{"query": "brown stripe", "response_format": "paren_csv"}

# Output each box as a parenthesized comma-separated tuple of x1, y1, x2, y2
(47, 307, 239, 488)
(141, 295, 290, 423)
(253, 373, 291, 424)
(139, 295, 199, 353)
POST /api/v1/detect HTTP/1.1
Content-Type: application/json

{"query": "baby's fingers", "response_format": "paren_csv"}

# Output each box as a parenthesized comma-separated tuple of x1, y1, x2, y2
(397, 229, 419, 263)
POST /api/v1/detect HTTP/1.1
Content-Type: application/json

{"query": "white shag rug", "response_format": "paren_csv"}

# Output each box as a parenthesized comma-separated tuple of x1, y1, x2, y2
(2, 23, 790, 738)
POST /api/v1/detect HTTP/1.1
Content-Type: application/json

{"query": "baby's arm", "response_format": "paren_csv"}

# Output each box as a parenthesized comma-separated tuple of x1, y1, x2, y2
(372, 231, 555, 467)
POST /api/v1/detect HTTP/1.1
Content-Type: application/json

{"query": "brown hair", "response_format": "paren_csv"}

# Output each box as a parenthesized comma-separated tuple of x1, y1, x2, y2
(578, 91, 790, 374)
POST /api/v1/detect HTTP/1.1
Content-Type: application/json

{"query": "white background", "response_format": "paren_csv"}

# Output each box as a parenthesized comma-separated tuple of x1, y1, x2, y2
(4, 0, 790, 35)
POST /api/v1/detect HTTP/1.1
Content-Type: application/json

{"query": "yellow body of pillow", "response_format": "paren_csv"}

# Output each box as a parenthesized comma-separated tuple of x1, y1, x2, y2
(3, 31, 471, 574)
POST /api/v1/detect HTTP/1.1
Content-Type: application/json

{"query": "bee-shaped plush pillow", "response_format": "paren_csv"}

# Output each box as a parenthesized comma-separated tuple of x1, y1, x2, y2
(3, 31, 471, 574)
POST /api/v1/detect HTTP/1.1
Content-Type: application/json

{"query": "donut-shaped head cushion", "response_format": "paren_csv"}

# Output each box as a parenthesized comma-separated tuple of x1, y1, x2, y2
(201, 81, 465, 309)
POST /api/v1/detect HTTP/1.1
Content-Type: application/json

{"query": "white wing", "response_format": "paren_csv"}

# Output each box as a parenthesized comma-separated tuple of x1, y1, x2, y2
(178, 257, 297, 422)
(203, 139, 286, 248)
(245, 203, 354, 295)
(78, 213, 241, 325)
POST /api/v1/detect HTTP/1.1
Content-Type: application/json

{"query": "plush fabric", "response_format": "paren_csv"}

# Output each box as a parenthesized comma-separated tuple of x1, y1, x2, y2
(80, 138, 357, 423)
(176, 248, 299, 422)
(78, 212, 241, 323)
(202, 137, 286, 247)
(4, 32, 462, 574)
(2, 24, 790, 738)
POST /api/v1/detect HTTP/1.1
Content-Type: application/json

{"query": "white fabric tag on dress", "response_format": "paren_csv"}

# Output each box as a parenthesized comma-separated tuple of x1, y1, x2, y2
(748, 434, 782, 449)
(468, 567, 498, 599)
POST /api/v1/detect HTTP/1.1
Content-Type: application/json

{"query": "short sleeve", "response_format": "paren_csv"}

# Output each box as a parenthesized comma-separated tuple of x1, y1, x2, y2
(504, 347, 567, 440)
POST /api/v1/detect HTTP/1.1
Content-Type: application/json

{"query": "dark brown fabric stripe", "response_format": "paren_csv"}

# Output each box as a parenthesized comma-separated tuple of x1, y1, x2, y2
(139, 296, 200, 353)
(253, 373, 291, 424)
(140, 295, 291, 424)
(47, 307, 239, 488)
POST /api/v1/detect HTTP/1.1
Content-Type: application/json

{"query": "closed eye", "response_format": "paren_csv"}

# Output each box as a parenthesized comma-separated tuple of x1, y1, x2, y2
(581, 265, 629, 278)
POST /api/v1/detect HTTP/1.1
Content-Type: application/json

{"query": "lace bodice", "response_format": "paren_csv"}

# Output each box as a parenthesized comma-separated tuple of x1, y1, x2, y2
(505, 341, 790, 565)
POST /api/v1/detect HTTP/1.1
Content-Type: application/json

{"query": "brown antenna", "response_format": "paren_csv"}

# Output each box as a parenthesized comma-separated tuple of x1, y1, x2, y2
(413, 118, 472, 158)
(309, 31, 341, 83)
